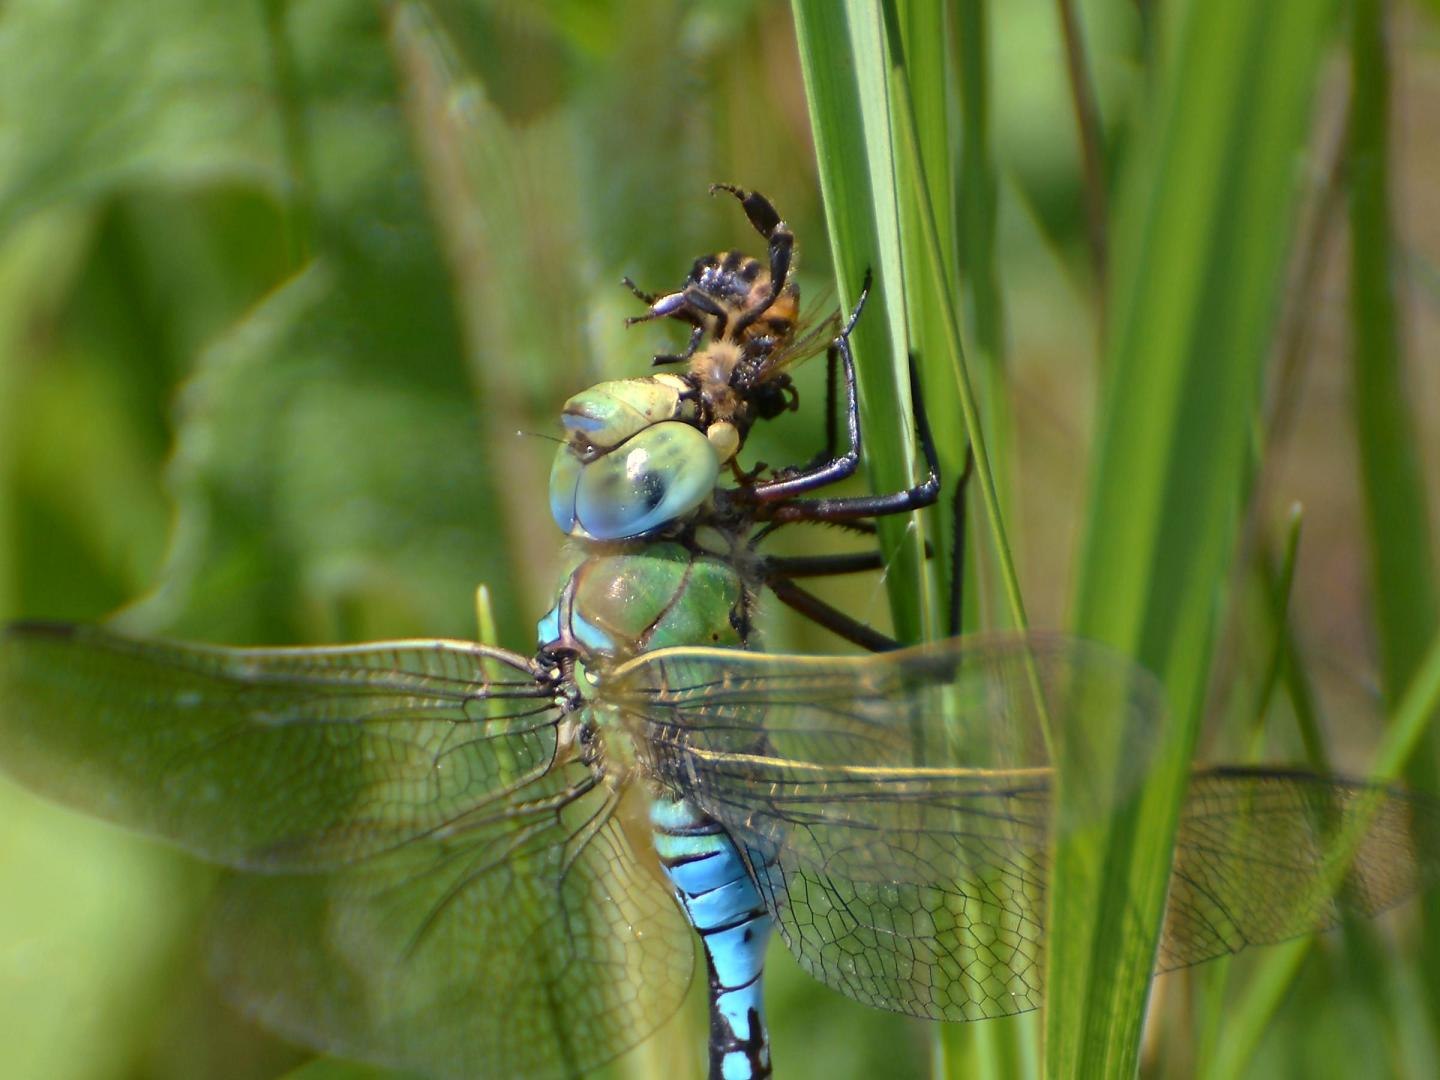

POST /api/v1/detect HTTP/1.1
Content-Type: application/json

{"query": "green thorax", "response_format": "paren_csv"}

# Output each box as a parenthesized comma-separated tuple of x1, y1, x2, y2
(536, 541, 749, 659)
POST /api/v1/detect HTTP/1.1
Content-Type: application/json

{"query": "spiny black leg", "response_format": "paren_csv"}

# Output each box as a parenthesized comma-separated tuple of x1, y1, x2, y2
(757, 527, 935, 579)
(767, 519, 885, 540)
(748, 518, 881, 549)
(948, 447, 975, 637)
(764, 355, 941, 524)
(763, 552, 888, 578)
(711, 184, 795, 339)
(768, 577, 901, 652)
(823, 343, 840, 462)
(746, 343, 859, 499)
(746, 276, 871, 502)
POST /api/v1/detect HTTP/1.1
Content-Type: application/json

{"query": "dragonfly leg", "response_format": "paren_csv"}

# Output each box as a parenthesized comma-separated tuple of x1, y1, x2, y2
(783, 342, 846, 471)
(751, 519, 935, 572)
(761, 355, 941, 524)
(766, 445, 966, 643)
(767, 576, 903, 652)
(749, 518, 881, 546)
(762, 551, 888, 578)
(822, 340, 841, 464)
(947, 447, 975, 636)
(743, 277, 871, 502)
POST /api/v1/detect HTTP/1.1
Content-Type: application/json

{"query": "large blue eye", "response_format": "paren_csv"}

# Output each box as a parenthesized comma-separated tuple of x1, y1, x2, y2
(548, 447, 583, 534)
(572, 422, 719, 540)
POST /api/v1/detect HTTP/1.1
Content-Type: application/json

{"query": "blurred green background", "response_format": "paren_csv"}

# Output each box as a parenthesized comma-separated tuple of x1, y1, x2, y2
(1, 1, 1438, 1078)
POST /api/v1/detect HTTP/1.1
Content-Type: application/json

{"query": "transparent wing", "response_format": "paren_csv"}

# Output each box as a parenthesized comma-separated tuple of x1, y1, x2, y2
(1163, 766, 1440, 970)
(614, 635, 1153, 1021)
(0, 620, 559, 869)
(613, 636, 1440, 1022)
(0, 621, 694, 1078)
(209, 782, 693, 1079)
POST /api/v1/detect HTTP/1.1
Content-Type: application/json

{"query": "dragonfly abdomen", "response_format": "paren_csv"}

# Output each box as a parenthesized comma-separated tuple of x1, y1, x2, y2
(651, 795, 774, 1080)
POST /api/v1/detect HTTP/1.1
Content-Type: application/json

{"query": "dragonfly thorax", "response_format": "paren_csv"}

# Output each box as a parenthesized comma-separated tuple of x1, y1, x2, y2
(537, 542, 750, 659)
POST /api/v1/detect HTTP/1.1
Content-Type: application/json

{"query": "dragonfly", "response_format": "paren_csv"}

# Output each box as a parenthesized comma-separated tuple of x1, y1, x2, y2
(2, 187, 1437, 1080)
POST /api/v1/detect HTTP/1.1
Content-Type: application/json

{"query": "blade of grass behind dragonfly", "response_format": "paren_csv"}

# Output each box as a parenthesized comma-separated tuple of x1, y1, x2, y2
(888, 1, 1033, 1075)
(878, 5, 1033, 644)
(793, 0, 1033, 643)
(388, 4, 576, 634)
(792, 8, 1028, 1078)
(1200, 3, 1440, 1072)
(1056, 1, 1341, 1077)
(891, 0, 969, 641)
(948, 0, 1013, 635)
(1348, 0, 1440, 1039)
(1189, 506, 1309, 1078)
(790, 0, 935, 645)
(1202, 627, 1440, 1080)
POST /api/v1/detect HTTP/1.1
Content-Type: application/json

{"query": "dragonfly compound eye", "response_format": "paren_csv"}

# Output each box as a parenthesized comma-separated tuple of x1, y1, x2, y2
(550, 421, 720, 540)
(558, 375, 692, 453)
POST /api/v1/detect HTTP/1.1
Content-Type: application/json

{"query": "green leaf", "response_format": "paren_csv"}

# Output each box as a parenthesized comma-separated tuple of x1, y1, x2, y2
(790, 0, 933, 644)
(1054, 0, 1342, 1076)
(1348, 0, 1440, 1032)
(0, 0, 283, 235)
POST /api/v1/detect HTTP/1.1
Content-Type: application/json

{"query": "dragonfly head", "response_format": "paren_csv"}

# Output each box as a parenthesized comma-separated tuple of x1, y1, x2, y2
(551, 376, 739, 540)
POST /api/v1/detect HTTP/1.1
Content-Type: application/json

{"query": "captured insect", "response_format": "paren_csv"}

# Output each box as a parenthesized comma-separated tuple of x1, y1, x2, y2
(2, 188, 1436, 1080)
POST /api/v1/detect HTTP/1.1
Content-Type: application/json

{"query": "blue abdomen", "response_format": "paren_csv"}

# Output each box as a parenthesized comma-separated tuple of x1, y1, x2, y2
(650, 796, 773, 1080)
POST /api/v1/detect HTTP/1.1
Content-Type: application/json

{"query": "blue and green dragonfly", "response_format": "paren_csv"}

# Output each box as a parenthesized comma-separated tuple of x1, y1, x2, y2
(1, 187, 1435, 1080)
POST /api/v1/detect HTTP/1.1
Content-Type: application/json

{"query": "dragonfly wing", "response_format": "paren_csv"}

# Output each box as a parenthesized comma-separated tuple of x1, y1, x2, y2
(618, 633, 1158, 780)
(615, 634, 1159, 1021)
(1163, 765, 1440, 970)
(0, 621, 558, 869)
(208, 781, 694, 1080)
(616, 636, 1440, 1020)
(726, 762, 1051, 1021)
(0, 621, 695, 1076)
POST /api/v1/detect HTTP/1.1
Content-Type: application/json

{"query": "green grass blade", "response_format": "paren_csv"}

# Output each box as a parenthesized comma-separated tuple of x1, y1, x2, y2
(894, 0, 967, 644)
(1349, 0, 1440, 1036)
(1350, 0, 1440, 712)
(880, 5, 1032, 639)
(953, 0, 1012, 524)
(791, 0, 934, 643)
(1371, 627, 1440, 782)
(794, 0, 1032, 647)
(1053, 1, 1341, 1076)
(1053, 0, 1108, 289)
(1203, 625, 1440, 1080)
